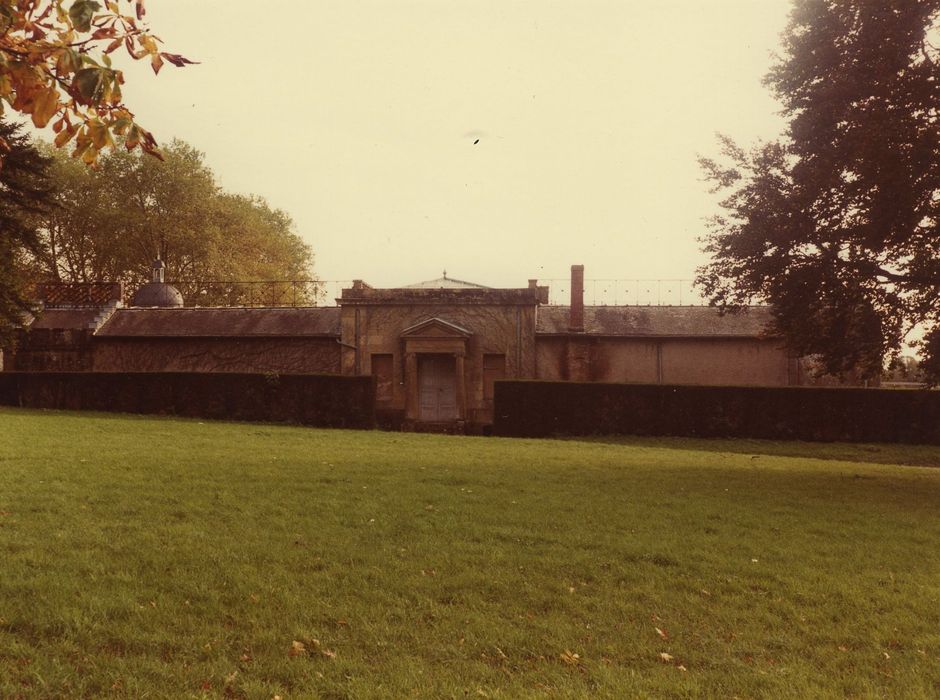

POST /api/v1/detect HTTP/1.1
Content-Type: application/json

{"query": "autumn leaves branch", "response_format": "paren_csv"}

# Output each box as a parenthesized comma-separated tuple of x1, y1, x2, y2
(0, 0, 195, 166)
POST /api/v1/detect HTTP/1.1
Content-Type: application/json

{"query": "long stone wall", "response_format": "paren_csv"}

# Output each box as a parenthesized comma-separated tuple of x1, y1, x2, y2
(535, 336, 795, 386)
(92, 337, 341, 374)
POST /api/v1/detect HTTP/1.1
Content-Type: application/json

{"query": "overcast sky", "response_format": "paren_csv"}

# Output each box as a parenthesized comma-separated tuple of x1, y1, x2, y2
(58, 0, 795, 289)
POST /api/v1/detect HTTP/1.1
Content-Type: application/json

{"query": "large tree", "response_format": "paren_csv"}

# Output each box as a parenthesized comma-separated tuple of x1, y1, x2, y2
(0, 0, 194, 165)
(0, 119, 52, 348)
(28, 140, 315, 302)
(697, 1, 940, 382)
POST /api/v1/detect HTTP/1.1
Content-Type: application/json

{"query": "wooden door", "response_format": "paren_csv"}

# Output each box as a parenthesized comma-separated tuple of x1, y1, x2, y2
(418, 354, 457, 421)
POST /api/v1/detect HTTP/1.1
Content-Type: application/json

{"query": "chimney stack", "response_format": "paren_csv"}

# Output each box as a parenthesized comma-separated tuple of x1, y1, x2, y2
(569, 264, 584, 332)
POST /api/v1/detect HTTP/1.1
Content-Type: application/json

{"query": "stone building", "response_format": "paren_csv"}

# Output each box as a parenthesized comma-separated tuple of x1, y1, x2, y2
(8, 264, 808, 431)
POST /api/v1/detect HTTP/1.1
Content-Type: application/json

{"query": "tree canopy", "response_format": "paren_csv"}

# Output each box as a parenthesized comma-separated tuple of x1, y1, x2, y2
(0, 119, 53, 348)
(28, 140, 314, 302)
(697, 1, 940, 382)
(0, 0, 194, 165)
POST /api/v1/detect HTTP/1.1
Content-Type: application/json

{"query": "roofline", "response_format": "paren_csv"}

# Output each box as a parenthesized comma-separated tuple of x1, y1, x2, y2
(542, 304, 774, 310)
(535, 332, 781, 339)
(112, 306, 339, 311)
(94, 332, 340, 339)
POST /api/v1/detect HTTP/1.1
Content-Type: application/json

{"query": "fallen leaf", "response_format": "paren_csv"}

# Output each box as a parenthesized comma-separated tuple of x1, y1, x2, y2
(659, 652, 674, 662)
(289, 640, 306, 657)
(559, 650, 581, 665)
(655, 627, 668, 640)
(678, 664, 688, 672)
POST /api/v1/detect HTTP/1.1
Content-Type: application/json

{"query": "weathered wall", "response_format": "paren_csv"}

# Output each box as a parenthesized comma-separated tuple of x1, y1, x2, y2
(8, 329, 95, 372)
(535, 336, 794, 386)
(92, 337, 341, 374)
(341, 303, 536, 424)
(660, 339, 791, 386)
(536, 337, 659, 383)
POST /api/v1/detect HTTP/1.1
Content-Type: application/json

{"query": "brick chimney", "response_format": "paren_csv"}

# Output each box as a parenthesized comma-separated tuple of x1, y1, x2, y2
(569, 264, 584, 332)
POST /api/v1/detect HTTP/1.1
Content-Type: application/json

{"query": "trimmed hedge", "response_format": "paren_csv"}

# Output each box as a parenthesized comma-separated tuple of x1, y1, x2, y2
(0, 372, 374, 429)
(493, 380, 940, 444)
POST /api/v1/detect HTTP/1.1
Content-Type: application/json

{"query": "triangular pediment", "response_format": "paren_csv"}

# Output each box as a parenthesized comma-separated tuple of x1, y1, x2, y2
(400, 317, 472, 338)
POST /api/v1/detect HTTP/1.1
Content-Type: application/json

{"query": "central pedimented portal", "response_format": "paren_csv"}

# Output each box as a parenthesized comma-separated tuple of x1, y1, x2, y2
(401, 318, 471, 423)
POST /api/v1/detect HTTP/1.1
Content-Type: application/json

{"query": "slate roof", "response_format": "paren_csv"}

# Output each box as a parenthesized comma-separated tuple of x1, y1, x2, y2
(29, 308, 100, 330)
(536, 306, 776, 338)
(403, 275, 490, 289)
(96, 307, 341, 337)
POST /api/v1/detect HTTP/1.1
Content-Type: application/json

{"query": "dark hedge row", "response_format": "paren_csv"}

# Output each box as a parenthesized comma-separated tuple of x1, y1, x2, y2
(0, 372, 375, 429)
(493, 380, 940, 444)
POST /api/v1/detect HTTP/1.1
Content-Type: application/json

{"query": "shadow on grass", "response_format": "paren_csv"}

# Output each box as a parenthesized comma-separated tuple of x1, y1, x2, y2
(558, 434, 940, 469)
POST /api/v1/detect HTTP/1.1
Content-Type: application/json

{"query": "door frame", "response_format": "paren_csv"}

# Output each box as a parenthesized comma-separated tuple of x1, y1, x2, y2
(400, 318, 471, 423)
(417, 353, 458, 421)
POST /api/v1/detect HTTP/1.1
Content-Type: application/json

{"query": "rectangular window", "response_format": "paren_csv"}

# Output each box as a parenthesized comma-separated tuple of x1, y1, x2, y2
(482, 353, 506, 402)
(372, 354, 394, 402)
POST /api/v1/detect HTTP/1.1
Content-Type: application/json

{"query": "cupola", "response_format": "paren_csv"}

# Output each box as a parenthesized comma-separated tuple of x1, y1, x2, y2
(130, 258, 184, 307)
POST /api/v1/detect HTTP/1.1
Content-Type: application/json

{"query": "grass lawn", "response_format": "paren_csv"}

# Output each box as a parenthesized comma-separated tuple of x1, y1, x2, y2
(1, 408, 939, 698)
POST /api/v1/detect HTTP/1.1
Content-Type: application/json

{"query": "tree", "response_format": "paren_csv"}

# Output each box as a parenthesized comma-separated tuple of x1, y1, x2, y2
(0, 0, 194, 165)
(0, 119, 53, 348)
(697, 1, 940, 382)
(26, 140, 315, 301)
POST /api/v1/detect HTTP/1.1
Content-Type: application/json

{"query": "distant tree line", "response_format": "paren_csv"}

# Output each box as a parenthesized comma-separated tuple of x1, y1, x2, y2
(1, 121, 314, 346)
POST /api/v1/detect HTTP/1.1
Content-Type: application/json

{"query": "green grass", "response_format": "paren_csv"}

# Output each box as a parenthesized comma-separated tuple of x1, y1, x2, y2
(1, 408, 939, 699)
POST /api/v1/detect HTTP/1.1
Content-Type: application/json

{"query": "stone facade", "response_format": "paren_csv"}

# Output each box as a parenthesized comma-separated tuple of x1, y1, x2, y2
(337, 281, 544, 427)
(8, 267, 821, 431)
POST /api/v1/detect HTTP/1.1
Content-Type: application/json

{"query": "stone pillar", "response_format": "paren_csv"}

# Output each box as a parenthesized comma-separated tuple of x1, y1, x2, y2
(455, 352, 466, 420)
(405, 352, 418, 420)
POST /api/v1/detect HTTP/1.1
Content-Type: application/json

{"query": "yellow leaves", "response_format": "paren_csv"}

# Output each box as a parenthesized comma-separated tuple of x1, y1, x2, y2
(140, 34, 159, 55)
(288, 638, 336, 660)
(655, 626, 668, 640)
(55, 123, 75, 148)
(30, 86, 59, 128)
(659, 651, 688, 672)
(54, 48, 82, 76)
(0, 0, 194, 168)
(88, 118, 113, 150)
(559, 649, 581, 666)
(124, 123, 140, 150)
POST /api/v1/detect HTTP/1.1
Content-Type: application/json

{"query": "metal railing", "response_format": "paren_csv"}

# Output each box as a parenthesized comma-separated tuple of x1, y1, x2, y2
(153, 278, 703, 308)
(182, 280, 352, 307)
(543, 279, 704, 306)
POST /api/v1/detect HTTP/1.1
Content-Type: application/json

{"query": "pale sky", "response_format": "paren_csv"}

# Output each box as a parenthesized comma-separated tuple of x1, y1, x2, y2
(54, 0, 795, 289)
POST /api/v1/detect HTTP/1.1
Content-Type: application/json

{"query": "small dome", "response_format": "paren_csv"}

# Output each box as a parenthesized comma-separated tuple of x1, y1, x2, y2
(131, 282, 184, 307)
